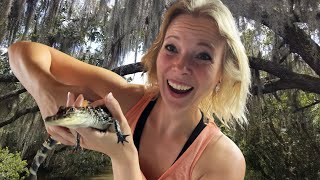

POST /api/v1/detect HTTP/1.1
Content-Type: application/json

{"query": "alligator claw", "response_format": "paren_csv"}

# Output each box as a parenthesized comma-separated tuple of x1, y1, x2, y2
(117, 133, 129, 145)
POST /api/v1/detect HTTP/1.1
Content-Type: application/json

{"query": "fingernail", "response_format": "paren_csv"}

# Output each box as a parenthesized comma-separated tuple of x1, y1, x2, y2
(67, 92, 71, 102)
(105, 92, 113, 100)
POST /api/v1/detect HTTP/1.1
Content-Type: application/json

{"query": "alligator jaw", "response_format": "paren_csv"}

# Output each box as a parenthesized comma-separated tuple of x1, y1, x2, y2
(45, 115, 92, 129)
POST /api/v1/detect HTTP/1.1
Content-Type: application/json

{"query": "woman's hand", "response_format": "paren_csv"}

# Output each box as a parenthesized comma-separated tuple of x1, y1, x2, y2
(74, 93, 142, 179)
(46, 92, 86, 146)
(39, 82, 100, 119)
(75, 93, 137, 160)
(47, 92, 142, 179)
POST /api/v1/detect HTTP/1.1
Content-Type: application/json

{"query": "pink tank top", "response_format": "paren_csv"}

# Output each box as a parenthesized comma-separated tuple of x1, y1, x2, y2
(125, 92, 223, 179)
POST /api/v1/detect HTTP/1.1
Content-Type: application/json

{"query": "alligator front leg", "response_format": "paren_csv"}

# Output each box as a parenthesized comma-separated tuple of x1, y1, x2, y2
(113, 118, 129, 144)
(74, 133, 81, 151)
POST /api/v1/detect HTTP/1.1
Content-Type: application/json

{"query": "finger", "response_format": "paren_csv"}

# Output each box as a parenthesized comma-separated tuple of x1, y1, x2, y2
(66, 92, 76, 107)
(76, 127, 106, 139)
(47, 126, 75, 145)
(74, 94, 84, 107)
(103, 93, 131, 133)
(82, 88, 101, 102)
(50, 126, 76, 143)
(90, 98, 105, 108)
(76, 127, 94, 137)
(70, 129, 78, 139)
(50, 134, 74, 146)
(76, 128, 106, 147)
(104, 92, 125, 121)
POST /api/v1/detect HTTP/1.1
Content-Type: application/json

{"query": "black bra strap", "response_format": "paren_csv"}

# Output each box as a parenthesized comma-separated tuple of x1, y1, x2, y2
(133, 99, 157, 151)
(133, 99, 207, 164)
(173, 112, 206, 164)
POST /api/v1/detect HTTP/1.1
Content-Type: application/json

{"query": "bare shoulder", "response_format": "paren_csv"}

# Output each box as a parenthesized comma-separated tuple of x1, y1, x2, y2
(117, 83, 147, 113)
(192, 133, 246, 180)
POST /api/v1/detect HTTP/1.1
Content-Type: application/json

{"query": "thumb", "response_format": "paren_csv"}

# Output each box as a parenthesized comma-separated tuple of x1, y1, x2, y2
(104, 93, 130, 131)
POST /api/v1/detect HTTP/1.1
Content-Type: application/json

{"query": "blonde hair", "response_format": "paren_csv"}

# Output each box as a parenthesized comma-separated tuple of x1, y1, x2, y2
(141, 0, 251, 126)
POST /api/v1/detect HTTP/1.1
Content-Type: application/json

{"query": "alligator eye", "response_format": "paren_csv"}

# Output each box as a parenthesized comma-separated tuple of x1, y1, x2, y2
(66, 107, 75, 113)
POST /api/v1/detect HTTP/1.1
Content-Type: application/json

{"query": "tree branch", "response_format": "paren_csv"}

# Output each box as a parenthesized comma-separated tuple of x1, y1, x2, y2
(249, 57, 320, 94)
(0, 73, 19, 82)
(249, 57, 294, 80)
(293, 100, 320, 113)
(0, 106, 39, 128)
(0, 88, 26, 101)
(2, 58, 320, 95)
(112, 62, 144, 76)
(224, 0, 320, 76)
(3, 57, 320, 96)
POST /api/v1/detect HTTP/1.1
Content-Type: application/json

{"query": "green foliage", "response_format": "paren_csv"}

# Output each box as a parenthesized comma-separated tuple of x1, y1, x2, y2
(43, 148, 110, 178)
(0, 147, 29, 179)
(226, 91, 320, 179)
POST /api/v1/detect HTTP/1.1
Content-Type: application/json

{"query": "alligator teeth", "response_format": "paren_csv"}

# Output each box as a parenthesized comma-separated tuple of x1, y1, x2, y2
(168, 80, 192, 91)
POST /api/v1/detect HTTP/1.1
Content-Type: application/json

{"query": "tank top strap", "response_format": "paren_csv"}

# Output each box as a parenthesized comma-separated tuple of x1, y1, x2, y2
(158, 121, 222, 179)
(125, 91, 157, 134)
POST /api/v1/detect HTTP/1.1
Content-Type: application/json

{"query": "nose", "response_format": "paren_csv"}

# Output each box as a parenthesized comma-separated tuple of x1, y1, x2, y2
(172, 54, 191, 74)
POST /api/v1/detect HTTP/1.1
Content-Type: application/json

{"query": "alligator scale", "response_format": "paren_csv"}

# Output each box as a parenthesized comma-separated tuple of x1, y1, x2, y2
(29, 106, 129, 180)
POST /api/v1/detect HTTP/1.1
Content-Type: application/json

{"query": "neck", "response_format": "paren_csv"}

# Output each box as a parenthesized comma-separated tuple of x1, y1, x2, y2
(149, 96, 202, 136)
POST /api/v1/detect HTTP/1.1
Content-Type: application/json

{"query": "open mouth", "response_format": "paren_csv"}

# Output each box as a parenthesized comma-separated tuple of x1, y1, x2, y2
(167, 80, 194, 94)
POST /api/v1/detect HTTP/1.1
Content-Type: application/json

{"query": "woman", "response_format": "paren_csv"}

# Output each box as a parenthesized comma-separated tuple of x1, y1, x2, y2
(8, 0, 251, 179)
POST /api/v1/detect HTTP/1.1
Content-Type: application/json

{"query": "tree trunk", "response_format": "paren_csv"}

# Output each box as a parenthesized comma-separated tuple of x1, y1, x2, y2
(0, 0, 14, 42)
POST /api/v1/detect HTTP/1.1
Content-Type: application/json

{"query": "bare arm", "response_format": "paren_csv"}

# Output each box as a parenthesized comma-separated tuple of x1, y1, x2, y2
(9, 41, 146, 179)
(8, 41, 144, 117)
(193, 134, 246, 180)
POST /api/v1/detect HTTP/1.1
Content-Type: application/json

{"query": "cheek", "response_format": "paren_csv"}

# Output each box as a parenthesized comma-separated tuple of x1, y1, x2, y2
(156, 56, 164, 83)
(199, 66, 221, 89)
(156, 51, 168, 75)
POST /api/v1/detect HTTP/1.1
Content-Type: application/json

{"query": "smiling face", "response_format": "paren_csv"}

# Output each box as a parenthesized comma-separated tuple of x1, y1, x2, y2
(156, 14, 226, 111)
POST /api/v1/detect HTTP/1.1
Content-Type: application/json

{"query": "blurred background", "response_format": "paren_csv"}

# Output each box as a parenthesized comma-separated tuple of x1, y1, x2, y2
(0, 0, 319, 179)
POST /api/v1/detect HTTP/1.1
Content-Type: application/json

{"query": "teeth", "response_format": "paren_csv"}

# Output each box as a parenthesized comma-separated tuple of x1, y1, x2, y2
(168, 80, 192, 91)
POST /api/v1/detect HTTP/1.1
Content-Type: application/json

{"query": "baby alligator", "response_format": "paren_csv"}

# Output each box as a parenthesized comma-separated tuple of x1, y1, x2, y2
(29, 106, 129, 180)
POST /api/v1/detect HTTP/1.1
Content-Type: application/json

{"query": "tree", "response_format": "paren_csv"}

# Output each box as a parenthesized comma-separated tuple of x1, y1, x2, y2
(0, 0, 319, 179)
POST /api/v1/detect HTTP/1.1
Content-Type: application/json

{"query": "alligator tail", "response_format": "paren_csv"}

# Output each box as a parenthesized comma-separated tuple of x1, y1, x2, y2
(29, 136, 57, 180)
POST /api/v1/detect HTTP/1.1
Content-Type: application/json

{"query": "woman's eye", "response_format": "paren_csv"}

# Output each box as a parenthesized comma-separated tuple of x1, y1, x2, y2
(165, 44, 177, 53)
(196, 53, 212, 61)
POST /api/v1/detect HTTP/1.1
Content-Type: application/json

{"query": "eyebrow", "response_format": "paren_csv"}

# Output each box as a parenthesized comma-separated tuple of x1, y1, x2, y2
(164, 35, 179, 41)
(165, 35, 216, 50)
(198, 42, 215, 50)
